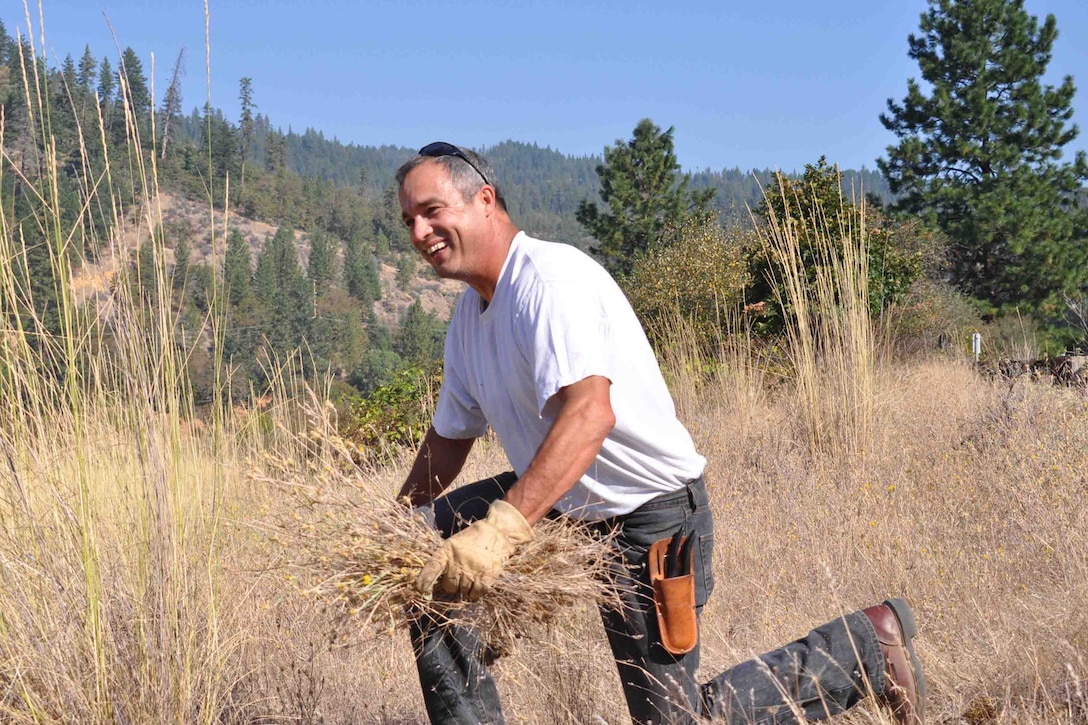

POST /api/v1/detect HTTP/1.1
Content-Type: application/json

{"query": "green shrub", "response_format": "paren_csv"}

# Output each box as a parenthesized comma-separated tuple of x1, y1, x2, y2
(621, 215, 753, 350)
(340, 363, 443, 462)
(751, 158, 944, 330)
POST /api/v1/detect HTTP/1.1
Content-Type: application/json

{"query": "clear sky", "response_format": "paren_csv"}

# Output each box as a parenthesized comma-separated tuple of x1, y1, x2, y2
(7, 0, 1088, 173)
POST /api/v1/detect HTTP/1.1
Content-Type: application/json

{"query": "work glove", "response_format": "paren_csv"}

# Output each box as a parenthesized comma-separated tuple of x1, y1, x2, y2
(414, 500, 534, 601)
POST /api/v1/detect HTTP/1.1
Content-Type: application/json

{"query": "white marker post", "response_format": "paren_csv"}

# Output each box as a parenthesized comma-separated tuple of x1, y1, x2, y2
(972, 332, 982, 362)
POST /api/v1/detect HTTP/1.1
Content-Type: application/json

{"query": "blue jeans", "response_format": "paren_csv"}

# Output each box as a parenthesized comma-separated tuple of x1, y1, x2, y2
(410, 473, 885, 725)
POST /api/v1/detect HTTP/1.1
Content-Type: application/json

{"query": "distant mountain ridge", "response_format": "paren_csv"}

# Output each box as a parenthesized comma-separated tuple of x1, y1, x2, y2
(179, 113, 893, 249)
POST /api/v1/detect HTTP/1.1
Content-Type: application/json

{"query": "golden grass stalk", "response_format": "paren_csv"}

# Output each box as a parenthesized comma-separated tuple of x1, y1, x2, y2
(757, 171, 875, 456)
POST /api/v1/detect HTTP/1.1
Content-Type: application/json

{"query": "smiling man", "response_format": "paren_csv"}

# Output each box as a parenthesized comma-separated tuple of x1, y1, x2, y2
(393, 143, 925, 725)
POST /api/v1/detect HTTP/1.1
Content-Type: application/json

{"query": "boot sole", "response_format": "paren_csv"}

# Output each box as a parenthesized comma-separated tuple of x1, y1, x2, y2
(884, 597, 928, 714)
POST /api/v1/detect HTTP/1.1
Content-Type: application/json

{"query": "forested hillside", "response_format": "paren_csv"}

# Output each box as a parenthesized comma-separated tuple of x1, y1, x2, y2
(0, 20, 895, 411)
(174, 110, 892, 248)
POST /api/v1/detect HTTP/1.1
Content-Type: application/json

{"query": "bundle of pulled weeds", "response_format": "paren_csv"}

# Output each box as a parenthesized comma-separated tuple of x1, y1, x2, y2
(254, 439, 625, 655)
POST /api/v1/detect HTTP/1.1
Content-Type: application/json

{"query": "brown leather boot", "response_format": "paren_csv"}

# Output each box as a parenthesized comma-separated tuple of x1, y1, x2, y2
(862, 598, 926, 725)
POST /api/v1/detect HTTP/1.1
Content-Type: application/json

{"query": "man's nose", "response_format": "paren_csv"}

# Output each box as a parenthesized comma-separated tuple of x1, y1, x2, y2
(408, 217, 431, 245)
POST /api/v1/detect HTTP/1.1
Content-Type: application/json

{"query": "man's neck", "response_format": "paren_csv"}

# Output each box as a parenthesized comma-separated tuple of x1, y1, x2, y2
(470, 225, 520, 302)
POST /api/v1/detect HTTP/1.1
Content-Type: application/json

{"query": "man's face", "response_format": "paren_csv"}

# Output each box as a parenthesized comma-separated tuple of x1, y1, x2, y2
(398, 160, 484, 282)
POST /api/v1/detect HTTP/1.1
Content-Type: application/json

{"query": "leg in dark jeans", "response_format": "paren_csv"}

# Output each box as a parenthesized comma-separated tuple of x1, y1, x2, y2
(594, 477, 716, 725)
(596, 477, 889, 725)
(410, 472, 517, 725)
(411, 473, 891, 725)
(699, 611, 885, 724)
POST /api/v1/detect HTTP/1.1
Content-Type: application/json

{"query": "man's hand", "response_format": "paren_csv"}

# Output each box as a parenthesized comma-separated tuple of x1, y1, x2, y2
(414, 500, 534, 600)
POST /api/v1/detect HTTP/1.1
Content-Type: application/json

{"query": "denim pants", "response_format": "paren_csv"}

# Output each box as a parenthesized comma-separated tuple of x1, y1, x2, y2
(410, 473, 886, 725)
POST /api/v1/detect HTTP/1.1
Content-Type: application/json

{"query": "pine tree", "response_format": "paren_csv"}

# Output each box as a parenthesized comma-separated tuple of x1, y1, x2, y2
(173, 235, 191, 292)
(344, 233, 381, 305)
(395, 253, 416, 291)
(223, 228, 253, 307)
(77, 45, 96, 90)
(879, 0, 1088, 314)
(306, 229, 337, 292)
(374, 228, 391, 260)
(136, 240, 159, 306)
(13, 181, 62, 339)
(0, 22, 12, 107)
(4, 37, 36, 137)
(200, 104, 241, 197)
(265, 129, 286, 173)
(159, 49, 185, 159)
(576, 118, 714, 276)
(60, 54, 77, 93)
(97, 57, 114, 105)
(258, 226, 304, 294)
(118, 47, 150, 121)
(254, 226, 310, 367)
(253, 243, 277, 304)
(238, 77, 256, 195)
(0, 20, 10, 63)
(393, 300, 443, 366)
(378, 184, 411, 253)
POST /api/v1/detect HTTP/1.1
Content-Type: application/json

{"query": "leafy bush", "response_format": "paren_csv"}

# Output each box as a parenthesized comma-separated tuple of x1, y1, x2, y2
(751, 157, 944, 331)
(620, 215, 753, 349)
(881, 279, 982, 357)
(340, 363, 443, 462)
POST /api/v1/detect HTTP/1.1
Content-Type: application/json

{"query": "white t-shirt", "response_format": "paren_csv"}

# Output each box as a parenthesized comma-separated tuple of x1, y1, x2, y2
(433, 232, 706, 520)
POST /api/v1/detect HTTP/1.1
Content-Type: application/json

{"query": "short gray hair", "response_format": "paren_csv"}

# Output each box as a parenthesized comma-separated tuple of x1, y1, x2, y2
(395, 146, 506, 211)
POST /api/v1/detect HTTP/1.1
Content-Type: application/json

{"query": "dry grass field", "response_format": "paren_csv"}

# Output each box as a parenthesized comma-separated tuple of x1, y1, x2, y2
(232, 355, 1088, 725)
(2, 14, 1087, 723)
(3, 342, 1085, 724)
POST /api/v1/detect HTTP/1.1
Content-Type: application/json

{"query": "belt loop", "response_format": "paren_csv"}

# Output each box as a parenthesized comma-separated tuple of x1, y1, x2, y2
(686, 477, 699, 510)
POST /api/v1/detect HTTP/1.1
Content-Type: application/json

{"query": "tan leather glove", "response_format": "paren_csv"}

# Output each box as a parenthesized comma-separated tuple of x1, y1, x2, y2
(414, 500, 534, 601)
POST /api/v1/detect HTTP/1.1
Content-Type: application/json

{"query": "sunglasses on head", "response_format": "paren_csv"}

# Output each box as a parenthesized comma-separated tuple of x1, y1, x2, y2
(418, 142, 492, 187)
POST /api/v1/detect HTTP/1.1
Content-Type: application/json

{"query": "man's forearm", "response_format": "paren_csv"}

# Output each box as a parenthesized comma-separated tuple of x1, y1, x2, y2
(398, 427, 475, 507)
(504, 376, 615, 524)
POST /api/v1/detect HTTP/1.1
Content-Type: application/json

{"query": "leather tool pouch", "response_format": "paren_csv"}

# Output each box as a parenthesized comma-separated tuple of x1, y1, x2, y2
(648, 537, 698, 655)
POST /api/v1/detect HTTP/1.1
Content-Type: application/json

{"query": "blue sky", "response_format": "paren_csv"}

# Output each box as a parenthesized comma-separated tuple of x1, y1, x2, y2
(8, 0, 1088, 172)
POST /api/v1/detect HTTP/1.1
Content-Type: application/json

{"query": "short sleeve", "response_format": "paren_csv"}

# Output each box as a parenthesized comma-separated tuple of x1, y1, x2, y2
(432, 326, 488, 439)
(520, 279, 612, 415)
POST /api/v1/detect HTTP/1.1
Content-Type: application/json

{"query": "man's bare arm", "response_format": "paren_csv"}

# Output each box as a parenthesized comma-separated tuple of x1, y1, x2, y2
(503, 375, 615, 525)
(398, 427, 476, 507)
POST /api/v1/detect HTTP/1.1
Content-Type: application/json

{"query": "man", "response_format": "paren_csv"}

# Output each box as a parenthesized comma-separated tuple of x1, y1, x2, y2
(395, 142, 925, 725)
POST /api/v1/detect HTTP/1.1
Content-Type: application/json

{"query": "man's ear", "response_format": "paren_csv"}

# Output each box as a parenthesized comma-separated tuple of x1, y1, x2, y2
(478, 184, 497, 215)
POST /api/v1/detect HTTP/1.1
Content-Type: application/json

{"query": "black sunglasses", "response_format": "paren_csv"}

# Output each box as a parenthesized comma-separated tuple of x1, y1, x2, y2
(418, 142, 492, 187)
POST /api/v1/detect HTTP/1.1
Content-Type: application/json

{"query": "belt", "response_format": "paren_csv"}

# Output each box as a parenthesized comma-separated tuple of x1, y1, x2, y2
(611, 475, 707, 521)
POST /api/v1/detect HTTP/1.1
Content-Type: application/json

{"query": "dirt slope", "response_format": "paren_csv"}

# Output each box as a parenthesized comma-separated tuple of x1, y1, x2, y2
(71, 192, 461, 323)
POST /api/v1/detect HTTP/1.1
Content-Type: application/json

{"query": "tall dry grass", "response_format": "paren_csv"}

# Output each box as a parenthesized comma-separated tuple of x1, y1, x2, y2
(758, 172, 875, 457)
(242, 360, 1088, 725)
(2, 6, 1087, 724)
(0, 5, 253, 721)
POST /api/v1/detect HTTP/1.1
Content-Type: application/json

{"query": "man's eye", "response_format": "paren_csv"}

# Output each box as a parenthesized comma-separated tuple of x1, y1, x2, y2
(403, 217, 412, 227)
